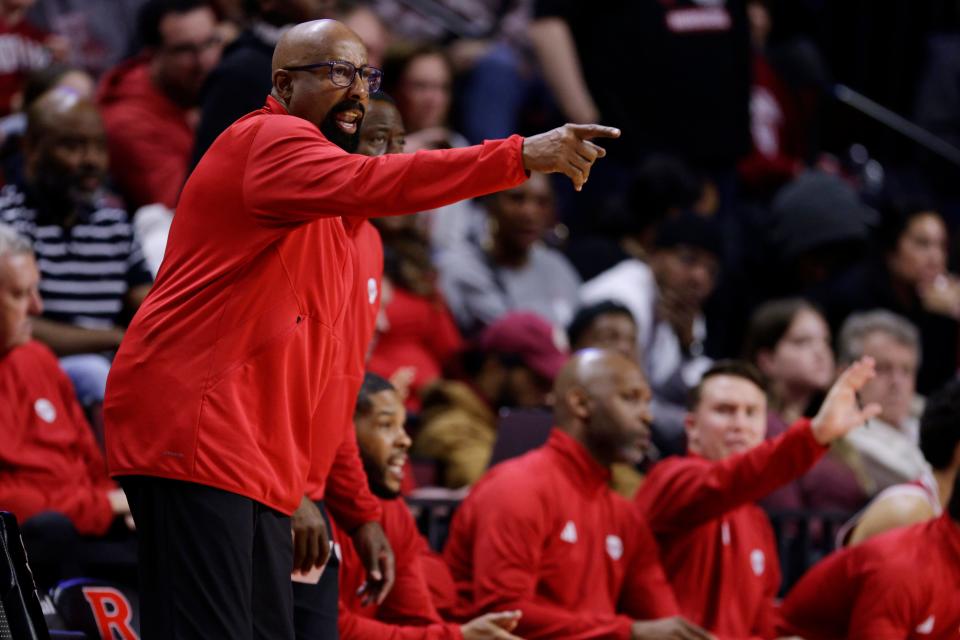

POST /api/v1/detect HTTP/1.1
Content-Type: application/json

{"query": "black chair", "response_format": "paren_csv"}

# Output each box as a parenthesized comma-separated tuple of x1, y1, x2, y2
(487, 407, 553, 469)
(0, 512, 50, 640)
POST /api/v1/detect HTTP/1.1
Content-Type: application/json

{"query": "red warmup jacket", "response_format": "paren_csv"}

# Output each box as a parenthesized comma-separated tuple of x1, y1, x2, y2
(635, 419, 825, 640)
(103, 96, 526, 515)
(335, 495, 462, 639)
(778, 513, 960, 640)
(97, 57, 195, 210)
(306, 219, 384, 531)
(0, 341, 117, 535)
(444, 428, 680, 640)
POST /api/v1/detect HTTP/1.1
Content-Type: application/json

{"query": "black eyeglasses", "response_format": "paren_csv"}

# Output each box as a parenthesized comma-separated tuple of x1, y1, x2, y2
(283, 60, 383, 93)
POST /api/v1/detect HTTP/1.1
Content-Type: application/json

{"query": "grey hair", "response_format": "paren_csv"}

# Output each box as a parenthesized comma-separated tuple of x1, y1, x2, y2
(0, 223, 32, 260)
(838, 309, 921, 365)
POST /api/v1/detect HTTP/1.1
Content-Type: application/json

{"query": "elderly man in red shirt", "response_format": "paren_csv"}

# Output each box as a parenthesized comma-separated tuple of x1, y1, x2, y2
(778, 474, 960, 640)
(444, 348, 713, 640)
(103, 17, 619, 640)
(635, 359, 881, 639)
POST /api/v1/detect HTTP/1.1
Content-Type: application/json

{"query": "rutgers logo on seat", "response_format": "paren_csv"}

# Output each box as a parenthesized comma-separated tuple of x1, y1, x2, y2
(52, 578, 141, 640)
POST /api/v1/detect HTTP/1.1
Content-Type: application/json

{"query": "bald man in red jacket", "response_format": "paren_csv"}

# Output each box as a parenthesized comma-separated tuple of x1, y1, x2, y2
(635, 359, 881, 639)
(778, 475, 960, 640)
(444, 349, 712, 640)
(103, 18, 619, 640)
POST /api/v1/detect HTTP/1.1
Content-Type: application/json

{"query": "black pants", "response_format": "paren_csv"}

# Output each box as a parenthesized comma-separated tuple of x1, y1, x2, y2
(292, 500, 339, 640)
(120, 476, 294, 640)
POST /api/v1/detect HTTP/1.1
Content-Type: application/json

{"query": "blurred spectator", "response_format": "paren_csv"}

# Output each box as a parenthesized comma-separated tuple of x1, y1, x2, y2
(841, 378, 960, 547)
(339, 1, 390, 68)
(444, 349, 712, 640)
(581, 210, 721, 456)
(0, 89, 152, 408)
(0, 222, 135, 588)
(439, 173, 580, 334)
(812, 203, 959, 393)
(636, 358, 880, 638)
(1, 63, 94, 185)
(766, 170, 876, 296)
(337, 373, 524, 640)
(566, 154, 711, 281)
(777, 475, 960, 640)
(97, 0, 222, 209)
(26, 0, 147, 77)
(567, 300, 645, 498)
(191, 0, 333, 165)
(745, 298, 871, 511)
(737, 0, 810, 198)
(362, 93, 463, 411)
(838, 310, 928, 492)
(0, 0, 66, 117)
(413, 312, 566, 489)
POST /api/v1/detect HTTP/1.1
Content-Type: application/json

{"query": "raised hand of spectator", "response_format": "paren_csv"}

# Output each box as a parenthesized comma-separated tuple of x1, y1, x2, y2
(291, 495, 330, 574)
(656, 288, 700, 352)
(811, 357, 882, 445)
(918, 273, 960, 320)
(460, 610, 523, 639)
(521, 124, 620, 191)
(353, 521, 396, 605)
(630, 616, 715, 639)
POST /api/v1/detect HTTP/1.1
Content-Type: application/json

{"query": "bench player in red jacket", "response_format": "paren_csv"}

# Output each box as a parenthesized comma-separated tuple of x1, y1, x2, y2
(444, 348, 713, 640)
(103, 18, 621, 640)
(635, 359, 881, 639)
(335, 372, 523, 640)
(777, 474, 960, 640)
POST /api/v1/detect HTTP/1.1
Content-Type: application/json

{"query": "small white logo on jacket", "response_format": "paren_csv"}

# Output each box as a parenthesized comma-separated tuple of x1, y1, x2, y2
(560, 521, 577, 544)
(34, 398, 56, 423)
(750, 549, 765, 576)
(606, 535, 624, 560)
(915, 615, 935, 634)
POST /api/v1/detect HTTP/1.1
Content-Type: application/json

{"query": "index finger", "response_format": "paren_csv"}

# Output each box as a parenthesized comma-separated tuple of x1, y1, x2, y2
(567, 123, 621, 140)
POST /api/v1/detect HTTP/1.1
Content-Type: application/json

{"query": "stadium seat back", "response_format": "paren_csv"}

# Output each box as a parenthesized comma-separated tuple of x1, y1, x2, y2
(488, 407, 553, 468)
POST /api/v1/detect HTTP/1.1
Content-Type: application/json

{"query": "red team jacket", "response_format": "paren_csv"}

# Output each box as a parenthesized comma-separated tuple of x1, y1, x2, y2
(778, 513, 960, 640)
(0, 341, 117, 535)
(635, 419, 825, 639)
(444, 429, 680, 640)
(103, 96, 527, 514)
(305, 219, 384, 530)
(335, 495, 462, 639)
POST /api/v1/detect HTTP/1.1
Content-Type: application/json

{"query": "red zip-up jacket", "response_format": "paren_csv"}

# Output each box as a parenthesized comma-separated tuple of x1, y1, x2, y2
(635, 419, 825, 639)
(335, 495, 462, 639)
(103, 96, 527, 515)
(444, 428, 679, 640)
(778, 513, 960, 640)
(0, 341, 117, 535)
(307, 219, 384, 530)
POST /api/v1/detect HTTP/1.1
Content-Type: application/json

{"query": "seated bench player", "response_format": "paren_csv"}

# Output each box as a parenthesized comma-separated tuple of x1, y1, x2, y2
(777, 473, 960, 640)
(443, 348, 714, 640)
(335, 372, 524, 640)
(634, 359, 882, 639)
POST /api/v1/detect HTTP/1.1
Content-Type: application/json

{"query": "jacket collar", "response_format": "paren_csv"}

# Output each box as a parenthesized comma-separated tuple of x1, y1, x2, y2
(546, 428, 611, 493)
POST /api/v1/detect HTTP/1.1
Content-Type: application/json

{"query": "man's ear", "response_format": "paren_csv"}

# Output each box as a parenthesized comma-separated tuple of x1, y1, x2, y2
(567, 386, 591, 421)
(272, 69, 293, 103)
(755, 349, 774, 376)
(683, 411, 698, 451)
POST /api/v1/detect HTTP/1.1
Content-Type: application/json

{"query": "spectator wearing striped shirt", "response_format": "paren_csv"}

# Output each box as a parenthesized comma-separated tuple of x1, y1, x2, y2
(0, 88, 152, 407)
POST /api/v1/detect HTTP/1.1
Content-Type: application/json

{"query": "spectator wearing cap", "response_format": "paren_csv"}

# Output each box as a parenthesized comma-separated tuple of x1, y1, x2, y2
(438, 173, 582, 336)
(766, 170, 876, 296)
(812, 204, 959, 394)
(581, 210, 722, 456)
(412, 311, 568, 489)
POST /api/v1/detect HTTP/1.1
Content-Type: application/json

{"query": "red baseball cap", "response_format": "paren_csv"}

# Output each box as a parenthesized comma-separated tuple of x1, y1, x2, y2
(478, 312, 570, 381)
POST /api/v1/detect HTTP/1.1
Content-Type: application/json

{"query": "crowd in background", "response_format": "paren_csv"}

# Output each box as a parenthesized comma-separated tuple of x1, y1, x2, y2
(2, 0, 960, 636)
